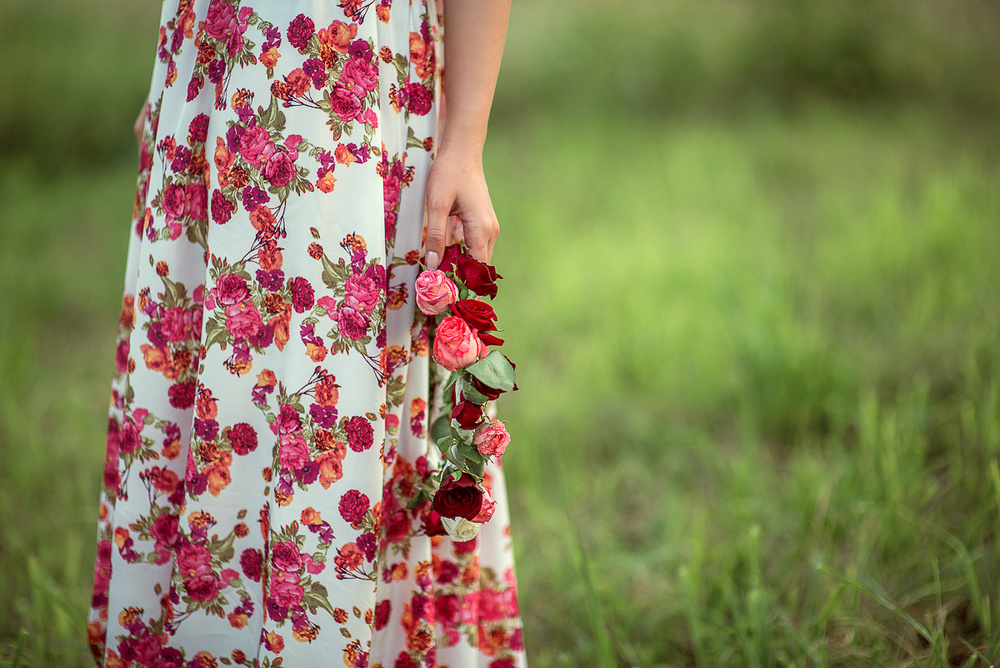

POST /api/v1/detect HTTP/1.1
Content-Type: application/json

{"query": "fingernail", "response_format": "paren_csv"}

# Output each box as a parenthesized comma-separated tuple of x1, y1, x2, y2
(427, 251, 439, 269)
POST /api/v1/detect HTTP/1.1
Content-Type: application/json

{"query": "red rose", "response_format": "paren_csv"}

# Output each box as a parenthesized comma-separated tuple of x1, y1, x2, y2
(228, 422, 258, 455)
(339, 489, 370, 525)
(435, 244, 463, 273)
(431, 473, 483, 520)
(344, 415, 374, 452)
(289, 276, 314, 313)
(448, 299, 497, 332)
(451, 399, 484, 429)
(456, 256, 500, 299)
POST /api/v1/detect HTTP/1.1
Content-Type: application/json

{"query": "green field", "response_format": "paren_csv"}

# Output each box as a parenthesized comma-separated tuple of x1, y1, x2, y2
(2, 1, 1000, 666)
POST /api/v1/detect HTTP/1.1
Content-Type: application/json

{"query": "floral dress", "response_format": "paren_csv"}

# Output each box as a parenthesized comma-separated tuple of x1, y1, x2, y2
(87, 1, 525, 666)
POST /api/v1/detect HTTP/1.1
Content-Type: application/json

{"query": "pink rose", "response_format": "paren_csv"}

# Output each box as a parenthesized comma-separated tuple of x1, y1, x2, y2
(415, 270, 458, 315)
(177, 543, 212, 574)
(473, 420, 510, 458)
(345, 273, 379, 312)
(278, 434, 310, 471)
(277, 404, 301, 434)
(185, 183, 207, 220)
(471, 488, 496, 524)
(270, 571, 305, 608)
(215, 273, 248, 306)
(160, 306, 192, 342)
(239, 124, 271, 166)
(341, 57, 378, 93)
(185, 573, 220, 601)
(205, 0, 235, 40)
(263, 150, 295, 187)
(161, 183, 186, 219)
(432, 316, 481, 371)
(337, 306, 369, 340)
(403, 82, 433, 116)
(224, 302, 262, 340)
(150, 513, 179, 547)
(271, 541, 304, 573)
(330, 83, 363, 122)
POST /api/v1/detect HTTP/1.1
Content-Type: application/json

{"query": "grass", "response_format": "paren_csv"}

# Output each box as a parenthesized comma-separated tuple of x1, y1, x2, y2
(2, 0, 1000, 666)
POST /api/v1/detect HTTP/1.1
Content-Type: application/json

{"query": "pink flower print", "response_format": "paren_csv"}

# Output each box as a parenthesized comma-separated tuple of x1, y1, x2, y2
(278, 433, 310, 471)
(283, 134, 302, 161)
(161, 183, 186, 219)
(160, 306, 193, 342)
(345, 273, 379, 312)
(185, 572, 221, 601)
(215, 273, 249, 306)
(177, 542, 212, 575)
(341, 57, 378, 94)
(263, 149, 296, 188)
(330, 83, 363, 122)
(403, 82, 433, 116)
(224, 302, 263, 340)
(239, 124, 272, 166)
(150, 513, 180, 548)
(204, 0, 236, 40)
(184, 183, 207, 220)
(270, 571, 305, 608)
(271, 541, 304, 573)
(276, 403, 302, 435)
(120, 419, 141, 454)
(337, 306, 369, 340)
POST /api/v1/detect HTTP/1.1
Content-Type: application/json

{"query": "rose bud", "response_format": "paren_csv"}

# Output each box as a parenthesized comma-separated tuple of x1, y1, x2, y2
(471, 488, 496, 524)
(473, 420, 510, 458)
(456, 256, 500, 299)
(451, 400, 484, 429)
(432, 316, 480, 371)
(415, 269, 459, 316)
(432, 473, 483, 520)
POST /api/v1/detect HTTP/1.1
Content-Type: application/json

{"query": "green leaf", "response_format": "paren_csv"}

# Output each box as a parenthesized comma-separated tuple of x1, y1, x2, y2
(465, 351, 515, 392)
(456, 374, 489, 406)
(429, 414, 451, 444)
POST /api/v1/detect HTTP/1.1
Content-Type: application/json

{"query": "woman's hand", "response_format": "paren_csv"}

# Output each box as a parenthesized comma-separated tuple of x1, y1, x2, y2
(424, 147, 499, 267)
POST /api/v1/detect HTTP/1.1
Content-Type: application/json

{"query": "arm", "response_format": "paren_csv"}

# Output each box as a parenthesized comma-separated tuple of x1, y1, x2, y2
(424, 0, 511, 268)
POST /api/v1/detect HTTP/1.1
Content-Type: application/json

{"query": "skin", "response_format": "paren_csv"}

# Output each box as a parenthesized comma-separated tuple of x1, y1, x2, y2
(133, 0, 511, 266)
(424, 0, 512, 268)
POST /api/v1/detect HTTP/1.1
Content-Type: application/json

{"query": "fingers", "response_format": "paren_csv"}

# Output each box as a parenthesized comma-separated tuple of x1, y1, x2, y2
(424, 190, 452, 269)
(133, 105, 147, 147)
(461, 212, 498, 264)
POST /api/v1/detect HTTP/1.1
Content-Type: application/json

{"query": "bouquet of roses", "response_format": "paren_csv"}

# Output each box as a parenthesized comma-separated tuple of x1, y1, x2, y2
(410, 243, 517, 542)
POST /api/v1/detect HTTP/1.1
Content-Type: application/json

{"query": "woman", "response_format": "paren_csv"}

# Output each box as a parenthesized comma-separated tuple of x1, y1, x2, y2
(87, 0, 525, 666)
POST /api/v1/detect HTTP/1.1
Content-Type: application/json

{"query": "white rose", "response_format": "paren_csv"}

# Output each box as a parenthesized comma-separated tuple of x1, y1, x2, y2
(442, 517, 481, 542)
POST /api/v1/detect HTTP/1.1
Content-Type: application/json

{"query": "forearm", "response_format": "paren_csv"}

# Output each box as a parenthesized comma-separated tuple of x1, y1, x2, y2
(439, 0, 511, 158)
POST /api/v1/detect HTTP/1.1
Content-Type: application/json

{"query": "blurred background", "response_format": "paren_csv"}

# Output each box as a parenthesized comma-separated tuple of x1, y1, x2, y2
(2, 0, 1000, 665)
